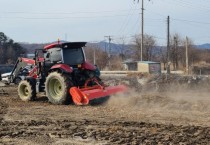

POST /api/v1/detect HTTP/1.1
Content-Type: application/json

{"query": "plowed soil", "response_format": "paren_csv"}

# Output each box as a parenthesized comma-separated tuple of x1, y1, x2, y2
(1, 76, 210, 144)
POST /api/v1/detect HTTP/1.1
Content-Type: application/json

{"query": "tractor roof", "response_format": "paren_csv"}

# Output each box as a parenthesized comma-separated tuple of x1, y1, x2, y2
(44, 42, 86, 50)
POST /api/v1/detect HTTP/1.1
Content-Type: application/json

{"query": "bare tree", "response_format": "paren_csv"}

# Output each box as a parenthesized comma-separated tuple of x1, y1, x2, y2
(84, 43, 109, 70)
(168, 34, 202, 71)
(133, 34, 156, 61)
(170, 33, 182, 70)
(199, 49, 210, 63)
(187, 41, 200, 67)
(114, 37, 128, 61)
(169, 36, 200, 70)
(156, 46, 167, 70)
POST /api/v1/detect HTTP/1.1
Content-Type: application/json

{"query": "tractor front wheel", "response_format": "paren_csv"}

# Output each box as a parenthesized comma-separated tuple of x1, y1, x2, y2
(45, 72, 73, 105)
(18, 79, 36, 101)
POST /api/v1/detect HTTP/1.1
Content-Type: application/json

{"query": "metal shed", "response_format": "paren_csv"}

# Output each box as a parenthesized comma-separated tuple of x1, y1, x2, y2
(137, 61, 161, 74)
(122, 59, 137, 71)
(123, 60, 161, 74)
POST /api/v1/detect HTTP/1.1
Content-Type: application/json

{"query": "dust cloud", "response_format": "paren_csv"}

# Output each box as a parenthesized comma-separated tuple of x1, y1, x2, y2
(106, 83, 210, 126)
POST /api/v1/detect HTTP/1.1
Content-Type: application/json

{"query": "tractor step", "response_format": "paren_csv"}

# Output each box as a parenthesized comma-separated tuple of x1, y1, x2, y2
(69, 85, 127, 105)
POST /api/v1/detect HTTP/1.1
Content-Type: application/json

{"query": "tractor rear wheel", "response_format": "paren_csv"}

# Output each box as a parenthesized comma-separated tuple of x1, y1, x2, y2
(18, 79, 36, 101)
(45, 72, 73, 105)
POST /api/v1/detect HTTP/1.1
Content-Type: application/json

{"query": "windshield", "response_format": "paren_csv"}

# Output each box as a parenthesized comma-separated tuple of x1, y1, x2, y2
(62, 48, 85, 65)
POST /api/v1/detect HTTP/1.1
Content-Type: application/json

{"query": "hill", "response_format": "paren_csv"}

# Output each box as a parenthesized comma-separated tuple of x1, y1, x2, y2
(20, 42, 210, 55)
(20, 43, 46, 53)
(196, 43, 210, 49)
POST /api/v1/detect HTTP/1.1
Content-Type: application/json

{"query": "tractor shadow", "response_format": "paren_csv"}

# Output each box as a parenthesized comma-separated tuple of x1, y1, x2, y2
(35, 96, 49, 103)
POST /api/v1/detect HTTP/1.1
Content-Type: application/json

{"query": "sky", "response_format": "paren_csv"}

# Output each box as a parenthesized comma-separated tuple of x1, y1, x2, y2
(0, 0, 210, 45)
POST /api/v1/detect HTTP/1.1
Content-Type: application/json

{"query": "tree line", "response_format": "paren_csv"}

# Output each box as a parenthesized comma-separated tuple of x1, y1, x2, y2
(85, 33, 210, 71)
(1, 32, 210, 72)
(0, 32, 26, 64)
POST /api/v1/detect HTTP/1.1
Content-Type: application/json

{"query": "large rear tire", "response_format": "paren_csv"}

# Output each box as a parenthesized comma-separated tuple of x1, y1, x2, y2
(18, 79, 36, 101)
(45, 72, 73, 105)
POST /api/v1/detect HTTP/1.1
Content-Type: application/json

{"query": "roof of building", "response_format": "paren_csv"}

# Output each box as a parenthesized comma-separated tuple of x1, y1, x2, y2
(123, 60, 160, 64)
(137, 61, 160, 64)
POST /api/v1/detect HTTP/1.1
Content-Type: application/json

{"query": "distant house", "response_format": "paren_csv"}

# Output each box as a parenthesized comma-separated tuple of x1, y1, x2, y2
(123, 60, 161, 74)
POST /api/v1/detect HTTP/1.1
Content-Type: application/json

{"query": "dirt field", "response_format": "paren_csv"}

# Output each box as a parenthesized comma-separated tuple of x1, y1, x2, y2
(1, 75, 210, 144)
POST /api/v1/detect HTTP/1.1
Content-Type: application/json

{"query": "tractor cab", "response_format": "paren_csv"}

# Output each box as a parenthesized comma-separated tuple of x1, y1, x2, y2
(41, 42, 97, 87)
(44, 42, 86, 67)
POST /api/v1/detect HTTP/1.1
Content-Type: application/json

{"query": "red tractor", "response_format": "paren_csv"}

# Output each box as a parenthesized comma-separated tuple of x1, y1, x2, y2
(1, 58, 35, 85)
(17, 41, 126, 105)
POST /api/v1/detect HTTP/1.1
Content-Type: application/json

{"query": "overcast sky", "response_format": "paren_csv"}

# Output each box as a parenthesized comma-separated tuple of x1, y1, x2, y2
(0, 0, 210, 45)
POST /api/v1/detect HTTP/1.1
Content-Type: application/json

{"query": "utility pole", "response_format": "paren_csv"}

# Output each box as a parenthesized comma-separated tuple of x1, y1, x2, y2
(174, 36, 178, 70)
(134, 0, 151, 61)
(167, 16, 170, 75)
(104, 36, 113, 69)
(0, 40, 4, 64)
(185, 36, 189, 75)
(141, 0, 144, 61)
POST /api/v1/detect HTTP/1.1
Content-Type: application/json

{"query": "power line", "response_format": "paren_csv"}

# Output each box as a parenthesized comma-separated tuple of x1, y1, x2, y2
(172, 18, 210, 25)
(116, 4, 138, 36)
(133, 15, 141, 35)
(0, 9, 141, 15)
(0, 13, 139, 20)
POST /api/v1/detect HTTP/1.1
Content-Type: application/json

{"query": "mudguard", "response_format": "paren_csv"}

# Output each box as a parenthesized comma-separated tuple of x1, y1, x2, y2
(50, 64, 73, 73)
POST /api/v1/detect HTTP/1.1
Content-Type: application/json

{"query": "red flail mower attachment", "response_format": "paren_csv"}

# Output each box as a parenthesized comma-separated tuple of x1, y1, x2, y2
(69, 78, 127, 105)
